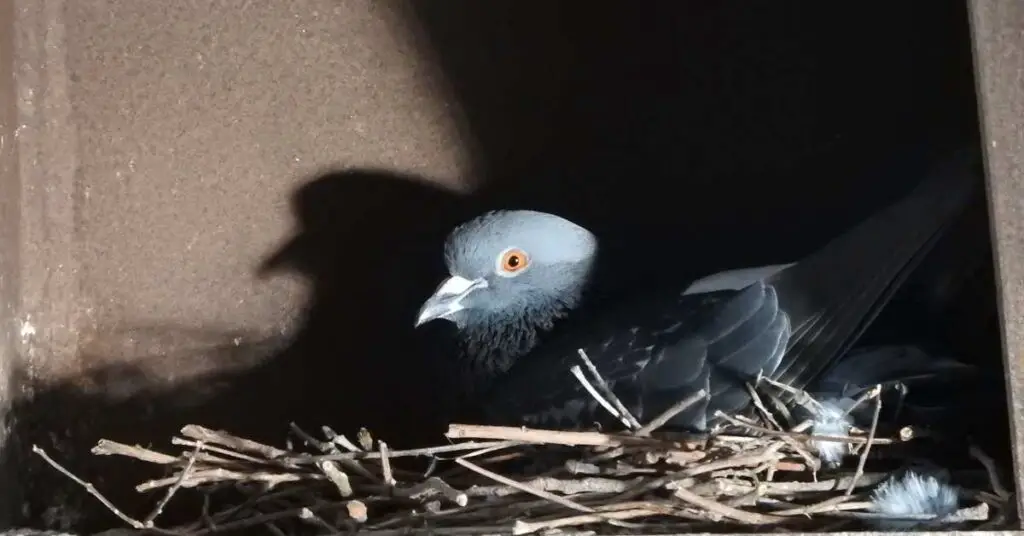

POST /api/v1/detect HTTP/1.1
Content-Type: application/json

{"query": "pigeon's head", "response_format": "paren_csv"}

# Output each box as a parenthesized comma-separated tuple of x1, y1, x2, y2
(415, 210, 598, 329)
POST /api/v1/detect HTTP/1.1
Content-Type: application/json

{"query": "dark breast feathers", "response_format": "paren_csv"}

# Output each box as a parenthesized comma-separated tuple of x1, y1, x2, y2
(480, 280, 790, 432)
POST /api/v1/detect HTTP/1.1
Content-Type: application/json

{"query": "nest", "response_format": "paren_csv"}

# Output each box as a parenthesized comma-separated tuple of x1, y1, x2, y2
(35, 352, 1014, 535)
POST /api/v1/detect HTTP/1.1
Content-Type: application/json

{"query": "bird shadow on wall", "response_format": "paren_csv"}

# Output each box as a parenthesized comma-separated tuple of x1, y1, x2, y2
(254, 169, 476, 445)
(7, 170, 476, 533)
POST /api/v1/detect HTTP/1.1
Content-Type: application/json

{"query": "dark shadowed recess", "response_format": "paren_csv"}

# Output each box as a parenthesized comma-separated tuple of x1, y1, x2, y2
(7, 1, 1010, 532)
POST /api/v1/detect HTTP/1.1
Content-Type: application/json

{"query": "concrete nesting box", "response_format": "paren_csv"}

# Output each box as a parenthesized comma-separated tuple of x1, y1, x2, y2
(0, 0, 1020, 533)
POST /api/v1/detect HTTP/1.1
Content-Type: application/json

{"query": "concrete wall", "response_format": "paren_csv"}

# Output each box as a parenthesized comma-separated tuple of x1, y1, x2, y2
(0, 0, 1019, 533)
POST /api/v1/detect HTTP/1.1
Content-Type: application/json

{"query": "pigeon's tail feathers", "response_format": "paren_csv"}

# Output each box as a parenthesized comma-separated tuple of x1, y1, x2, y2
(814, 345, 975, 397)
(767, 147, 983, 397)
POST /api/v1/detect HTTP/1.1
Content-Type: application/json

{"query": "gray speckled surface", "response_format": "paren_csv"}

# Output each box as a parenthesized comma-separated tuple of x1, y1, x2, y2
(4, 0, 472, 530)
(970, 0, 1024, 524)
(12, 0, 471, 387)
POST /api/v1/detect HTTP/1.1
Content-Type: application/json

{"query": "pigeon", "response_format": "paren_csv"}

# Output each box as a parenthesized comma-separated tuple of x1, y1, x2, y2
(415, 148, 982, 431)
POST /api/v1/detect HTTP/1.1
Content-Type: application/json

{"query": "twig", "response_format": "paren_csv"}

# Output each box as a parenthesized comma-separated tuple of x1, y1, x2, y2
(454, 457, 594, 513)
(970, 444, 1011, 501)
(138, 468, 305, 492)
(289, 422, 335, 453)
(757, 375, 825, 414)
(347, 500, 369, 523)
(144, 441, 204, 527)
(672, 485, 782, 524)
(297, 439, 523, 463)
(636, 389, 707, 437)
(32, 445, 147, 530)
(467, 476, 637, 498)
(171, 437, 271, 466)
(181, 425, 292, 461)
(379, 441, 397, 486)
(570, 365, 629, 428)
(298, 507, 335, 532)
(395, 476, 468, 506)
(845, 385, 882, 496)
(446, 423, 673, 448)
(91, 439, 178, 464)
(745, 383, 784, 431)
(513, 503, 673, 535)
(322, 426, 364, 452)
(772, 495, 867, 516)
(576, 348, 642, 430)
(317, 460, 353, 497)
(714, 411, 895, 445)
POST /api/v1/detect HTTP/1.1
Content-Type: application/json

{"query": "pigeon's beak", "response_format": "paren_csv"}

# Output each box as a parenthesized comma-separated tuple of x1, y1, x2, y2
(415, 275, 488, 327)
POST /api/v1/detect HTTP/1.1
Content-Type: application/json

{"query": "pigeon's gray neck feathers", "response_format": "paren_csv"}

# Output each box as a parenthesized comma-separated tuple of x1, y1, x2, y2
(457, 293, 578, 392)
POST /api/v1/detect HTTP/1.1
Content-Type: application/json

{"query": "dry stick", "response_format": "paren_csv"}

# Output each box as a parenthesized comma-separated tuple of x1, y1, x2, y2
(729, 406, 821, 472)
(181, 425, 292, 460)
(771, 495, 868, 516)
(321, 426, 364, 452)
(758, 375, 825, 414)
(179, 486, 306, 532)
(95, 439, 240, 472)
(290, 422, 335, 453)
(171, 437, 270, 466)
(144, 441, 204, 527)
(575, 348, 642, 430)
(92, 439, 178, 464)
(138, 467, 306, 492)
(635, 389, 707, 437)
(745, 383, 784, 431)
(714, 410, 895, 446)
(446, 423, 672, 448)
(456, 441, 524, 461)
(298, 507, 336, 532)
(467, 476, 637, 497)
(693, 472, 889, 497)
(301, 440, 523, 463)
(512, 504, 672, 535)
(395, 476, 468, 506)
(671, 485, 782, 525)
(31, 445, 148, 531)
(188, 503, 340, 536)
(379, 441, 397, 486)
(845, 385, 882, 496)
(346, 500, 369, 523)
(317, 460, 353, 497)
(454, 457, 594, 513)
(969, 444, 1011, 500)
(570, 365, 629, 428)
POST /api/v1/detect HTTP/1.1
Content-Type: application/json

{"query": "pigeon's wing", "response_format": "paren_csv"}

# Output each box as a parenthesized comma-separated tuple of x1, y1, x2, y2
(683, 264, 795, 295)
(764, 147, 982, 398)
(481, 280, 791, 431)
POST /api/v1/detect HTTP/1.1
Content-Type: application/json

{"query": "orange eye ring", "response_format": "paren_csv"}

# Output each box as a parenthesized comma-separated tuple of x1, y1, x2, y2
(499, 248, 530, 274)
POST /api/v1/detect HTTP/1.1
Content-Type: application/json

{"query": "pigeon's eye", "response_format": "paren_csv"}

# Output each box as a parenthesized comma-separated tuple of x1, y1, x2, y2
(497, 248, 530, 276)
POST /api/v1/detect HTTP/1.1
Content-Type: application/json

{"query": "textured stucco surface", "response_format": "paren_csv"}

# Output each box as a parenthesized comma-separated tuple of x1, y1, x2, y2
(5, 0, 473, 530)
(17, 0, 470, 387)
(970, 0, 1024, 524)
(0, 0, 22, 526)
